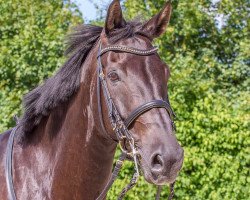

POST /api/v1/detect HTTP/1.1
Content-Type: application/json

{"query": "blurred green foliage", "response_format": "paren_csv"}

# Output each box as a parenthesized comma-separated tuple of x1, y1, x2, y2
(0, 0, 249, 199)
(0, 0, 82, 130)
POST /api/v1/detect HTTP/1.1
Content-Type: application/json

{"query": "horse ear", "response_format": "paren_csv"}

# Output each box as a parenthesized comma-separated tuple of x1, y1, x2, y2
(105, 0, 126, 36)
(141, 2, 172, 39)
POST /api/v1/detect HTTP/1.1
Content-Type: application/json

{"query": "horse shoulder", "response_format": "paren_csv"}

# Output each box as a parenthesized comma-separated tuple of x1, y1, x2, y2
(0, 129, 12, 200)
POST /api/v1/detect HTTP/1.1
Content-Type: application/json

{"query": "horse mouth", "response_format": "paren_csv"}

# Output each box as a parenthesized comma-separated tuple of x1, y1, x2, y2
(139, 163, 179, 185)
(142, 170, 178, 186)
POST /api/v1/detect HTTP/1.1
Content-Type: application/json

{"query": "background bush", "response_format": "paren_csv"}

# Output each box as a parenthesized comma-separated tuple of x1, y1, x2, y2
(0, 0, 82, 130)
(0, 0, 249, 199)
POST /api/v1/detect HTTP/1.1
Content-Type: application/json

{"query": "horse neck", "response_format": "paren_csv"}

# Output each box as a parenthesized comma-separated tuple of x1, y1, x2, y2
(14, 44, 117, 199)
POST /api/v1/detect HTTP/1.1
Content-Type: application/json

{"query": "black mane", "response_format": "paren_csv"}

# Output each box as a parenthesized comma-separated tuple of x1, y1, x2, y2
(18, 21, 145, 143)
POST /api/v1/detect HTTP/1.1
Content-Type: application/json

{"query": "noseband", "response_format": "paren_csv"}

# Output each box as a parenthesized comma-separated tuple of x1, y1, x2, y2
(96, 42, 176, 200)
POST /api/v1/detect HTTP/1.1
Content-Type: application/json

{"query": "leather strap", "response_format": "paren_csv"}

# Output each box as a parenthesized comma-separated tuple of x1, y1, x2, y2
(97, 47, 118, 142)
(168, 182, 176, 200)
(124, 100, 174, 128)
(99, 45, 158, 57)
(156, 186, 162, 200)
(118, 170, 139, 200)
(5, 127, 17, 200)
(96, 152, 127, 200)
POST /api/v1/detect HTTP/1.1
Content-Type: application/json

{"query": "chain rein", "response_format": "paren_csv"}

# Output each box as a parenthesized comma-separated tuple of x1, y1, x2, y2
(96, 42, 176, 200)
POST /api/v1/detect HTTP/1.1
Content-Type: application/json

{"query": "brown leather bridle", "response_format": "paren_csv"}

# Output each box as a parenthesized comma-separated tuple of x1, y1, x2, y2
(96, 41, 176, 200)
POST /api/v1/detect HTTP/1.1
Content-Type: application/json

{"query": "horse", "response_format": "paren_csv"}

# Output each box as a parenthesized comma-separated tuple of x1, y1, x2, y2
(0, 1, 184, 199)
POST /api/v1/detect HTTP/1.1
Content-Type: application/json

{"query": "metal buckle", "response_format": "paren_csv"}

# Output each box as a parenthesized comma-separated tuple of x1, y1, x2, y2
(99, 72, 105, 79)
(128, 138, 140, 176)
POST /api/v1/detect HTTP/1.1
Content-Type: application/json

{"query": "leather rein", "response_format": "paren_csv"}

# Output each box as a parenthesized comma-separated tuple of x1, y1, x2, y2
(5, 42, 176, 200)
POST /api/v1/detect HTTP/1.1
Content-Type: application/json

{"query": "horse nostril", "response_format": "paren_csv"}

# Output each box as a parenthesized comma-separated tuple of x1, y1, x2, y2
(151, 154, 164, 175)
(153, 154, 163, 167)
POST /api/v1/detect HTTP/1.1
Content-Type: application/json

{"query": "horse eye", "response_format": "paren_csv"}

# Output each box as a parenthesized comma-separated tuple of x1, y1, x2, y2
(108, 71, 120, 82)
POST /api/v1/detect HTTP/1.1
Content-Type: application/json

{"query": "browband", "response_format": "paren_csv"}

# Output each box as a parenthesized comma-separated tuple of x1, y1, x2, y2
(98, 45, 158, 57)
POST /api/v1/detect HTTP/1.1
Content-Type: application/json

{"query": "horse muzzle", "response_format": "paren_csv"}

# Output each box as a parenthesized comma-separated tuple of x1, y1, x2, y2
(138, 145, 184, 185)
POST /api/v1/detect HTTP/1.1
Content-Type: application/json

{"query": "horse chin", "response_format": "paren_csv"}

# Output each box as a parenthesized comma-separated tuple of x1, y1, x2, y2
(141, 168, 178, 186)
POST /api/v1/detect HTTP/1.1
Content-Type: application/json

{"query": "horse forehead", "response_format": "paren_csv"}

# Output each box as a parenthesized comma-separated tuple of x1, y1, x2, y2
(106, 35, 163, 72)
(117, 35, 153, 49)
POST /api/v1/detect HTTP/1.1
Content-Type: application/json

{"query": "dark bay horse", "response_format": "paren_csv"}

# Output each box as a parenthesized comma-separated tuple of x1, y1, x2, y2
(0, 1, 184, 199)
